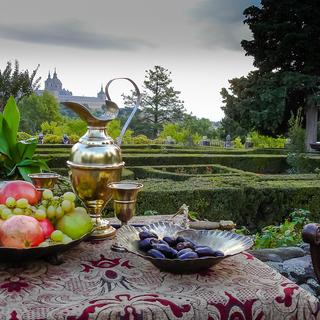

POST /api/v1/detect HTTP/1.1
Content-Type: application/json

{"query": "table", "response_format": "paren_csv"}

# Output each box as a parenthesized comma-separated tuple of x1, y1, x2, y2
(0, 240, 319, 320)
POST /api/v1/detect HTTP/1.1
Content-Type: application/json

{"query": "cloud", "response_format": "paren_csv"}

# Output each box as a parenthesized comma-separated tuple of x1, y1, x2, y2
(0, 20, 154, 51)
(190, 0, 260, 51)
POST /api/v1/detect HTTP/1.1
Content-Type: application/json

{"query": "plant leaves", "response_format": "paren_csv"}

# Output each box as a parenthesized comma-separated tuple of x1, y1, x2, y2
(0, 113, 10, 157)
(17, 166, 39, 182)
(16, 140, 37, 160)
(3, 96, 19, 146)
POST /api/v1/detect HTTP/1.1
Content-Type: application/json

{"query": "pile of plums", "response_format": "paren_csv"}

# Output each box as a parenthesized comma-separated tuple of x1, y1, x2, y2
(138, 231, 224, 260)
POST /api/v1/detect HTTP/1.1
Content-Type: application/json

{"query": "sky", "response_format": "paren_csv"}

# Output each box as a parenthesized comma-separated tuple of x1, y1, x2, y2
(0, 0, 260, 121)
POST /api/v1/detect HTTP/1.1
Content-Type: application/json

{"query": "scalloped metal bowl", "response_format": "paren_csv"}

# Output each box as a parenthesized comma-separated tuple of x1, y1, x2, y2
(0, 232, 91, 262)
(116, 222, 253, 273)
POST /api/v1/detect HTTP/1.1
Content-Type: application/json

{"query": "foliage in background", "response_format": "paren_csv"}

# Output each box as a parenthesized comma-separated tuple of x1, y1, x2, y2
(221, 0, 320, 137)
(287, 108, 306, 153)
(123, 65, 185, 138)
(18, 92, 62, 134)
(0, 97, 48, 181)
(106, 119, 133, 144)
(286, 108, 310, 173)
(253, 209, 310, 249)
(248, 131, 286, 148)
(233, 137, 244, 149)
(0, 60, 41, 112)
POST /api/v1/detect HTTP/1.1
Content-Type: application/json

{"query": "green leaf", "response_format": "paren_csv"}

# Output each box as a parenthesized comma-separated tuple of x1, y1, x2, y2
(16, 141, 37, 160)
(17, 166, 39, 182)
(0, 114, 10, 157)
(3, 96, 19, 146)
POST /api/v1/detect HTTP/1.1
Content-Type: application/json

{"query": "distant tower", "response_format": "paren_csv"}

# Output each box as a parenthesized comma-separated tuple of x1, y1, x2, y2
(97, 84, 106, 100)
(45, 68, 62, 92)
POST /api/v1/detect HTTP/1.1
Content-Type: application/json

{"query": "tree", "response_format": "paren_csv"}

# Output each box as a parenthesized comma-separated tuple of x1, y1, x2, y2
(221, 0, 320, 145)
(123, 65, 185, 138)
(242, 0, 320, 150)
(18, 92, 62, 134)
(241, 0, 320, 75)
(0, 60, 41, 111)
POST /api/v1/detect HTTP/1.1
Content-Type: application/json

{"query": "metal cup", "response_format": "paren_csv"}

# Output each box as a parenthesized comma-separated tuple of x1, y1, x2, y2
(28, 173, 60, 190)
(108, 182, 143, 225)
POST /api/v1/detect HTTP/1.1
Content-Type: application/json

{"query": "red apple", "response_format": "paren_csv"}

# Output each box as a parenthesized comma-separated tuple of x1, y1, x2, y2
(38, 218, 55, 239)
(0, 180, 41, 205)
(0, 215, 44, 248)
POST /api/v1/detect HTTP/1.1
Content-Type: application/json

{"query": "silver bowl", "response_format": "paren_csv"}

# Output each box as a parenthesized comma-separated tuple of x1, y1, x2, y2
(116, 222, 253, 273)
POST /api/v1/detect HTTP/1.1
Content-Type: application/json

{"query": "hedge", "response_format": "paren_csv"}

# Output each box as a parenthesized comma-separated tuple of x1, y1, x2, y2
(129, 165, 253, 181)
(36, 144, 286, 154)
(133, 175, 320, 231)
(41, 154, 288, 174)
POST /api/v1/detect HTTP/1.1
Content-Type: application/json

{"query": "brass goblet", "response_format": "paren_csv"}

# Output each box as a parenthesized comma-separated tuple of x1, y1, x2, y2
(28, 173, 60, 190)
(108, 182, 143, 225)
(68, 164, 123, 239)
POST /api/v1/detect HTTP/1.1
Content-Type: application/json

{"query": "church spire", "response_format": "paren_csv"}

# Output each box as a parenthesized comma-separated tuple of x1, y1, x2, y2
(53, 68, 57, 78)
(48, 71, 51, 79)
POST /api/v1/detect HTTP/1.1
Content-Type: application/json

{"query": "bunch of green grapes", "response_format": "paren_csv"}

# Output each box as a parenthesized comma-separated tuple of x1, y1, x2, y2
(0, 197, 33, 220)
(0, 190, 77, 223)
(39, 190, 77, 222)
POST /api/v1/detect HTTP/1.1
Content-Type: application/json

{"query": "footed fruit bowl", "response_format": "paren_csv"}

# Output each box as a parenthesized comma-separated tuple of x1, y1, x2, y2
(0, 232, 91, 262)
(116, 222, 253, 273)
(0, 180, 94, 263)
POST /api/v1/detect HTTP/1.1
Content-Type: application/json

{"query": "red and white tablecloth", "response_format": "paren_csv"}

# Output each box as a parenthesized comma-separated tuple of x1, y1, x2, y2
(0, 240, 319, 320)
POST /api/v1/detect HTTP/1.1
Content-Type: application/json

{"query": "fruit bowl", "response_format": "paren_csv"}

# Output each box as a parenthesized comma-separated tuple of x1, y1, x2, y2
(116, 222, 253, 273)
(0, 231, 91, 262)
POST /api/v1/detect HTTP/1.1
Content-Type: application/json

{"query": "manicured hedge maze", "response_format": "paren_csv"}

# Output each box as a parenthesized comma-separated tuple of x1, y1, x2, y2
(35, 144, 320, 230)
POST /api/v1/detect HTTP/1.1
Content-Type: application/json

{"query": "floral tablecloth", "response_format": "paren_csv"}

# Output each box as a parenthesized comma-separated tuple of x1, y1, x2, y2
(0, 240, 319, 320)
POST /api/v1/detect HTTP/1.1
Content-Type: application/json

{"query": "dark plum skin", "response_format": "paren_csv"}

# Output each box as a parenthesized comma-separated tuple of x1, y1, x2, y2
(178, 252, 199, 259)
(138, 238, 155, 251)
(176, 241, 195, 251)
(147, 249, 165, 259)
(177, 248, 193, 257)
(195, 246, 217, 257)
(139, 231, 158, 240)
(152, 243, 177, 258)
(176, 236, 185, 243)
(212, 250, 224, 257)
(163, 236, 177, 246)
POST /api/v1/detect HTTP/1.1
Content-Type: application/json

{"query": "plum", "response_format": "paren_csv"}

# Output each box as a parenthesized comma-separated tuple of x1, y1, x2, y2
(152, 243, 177, 258)
(147, 249, 165, 259)
(178, 252, 199, 259)
(212, 250, 225, 257)
(162, 236, 177, 246)
(176, 241, 195, 251)
(177, 248, 193, 257)
(176, 236, 185, 243)
(138, 238, 155, 251)
(195, 246, 217, 257)
(139, 231, 158, 240)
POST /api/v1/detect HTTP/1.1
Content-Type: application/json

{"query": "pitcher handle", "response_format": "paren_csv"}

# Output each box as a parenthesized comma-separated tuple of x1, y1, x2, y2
(105, 78, 141, 146)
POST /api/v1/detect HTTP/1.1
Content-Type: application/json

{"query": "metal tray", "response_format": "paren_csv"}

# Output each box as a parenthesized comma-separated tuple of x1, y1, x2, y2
(116, 222, 253, 273)
(0, 232, 91, 263)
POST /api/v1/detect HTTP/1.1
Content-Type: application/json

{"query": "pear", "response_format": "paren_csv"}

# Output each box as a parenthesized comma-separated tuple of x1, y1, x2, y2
(56, 207, 93, 240)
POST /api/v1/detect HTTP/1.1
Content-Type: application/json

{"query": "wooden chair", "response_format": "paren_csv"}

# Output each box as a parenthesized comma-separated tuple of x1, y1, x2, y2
(302, 223, 320, 281)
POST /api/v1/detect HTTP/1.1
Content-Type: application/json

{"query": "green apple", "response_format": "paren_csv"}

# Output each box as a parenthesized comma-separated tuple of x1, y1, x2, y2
(55, 207, 93, 240)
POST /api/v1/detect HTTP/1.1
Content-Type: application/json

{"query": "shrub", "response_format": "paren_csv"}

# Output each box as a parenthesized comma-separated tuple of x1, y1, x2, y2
(43, 134, 62, 144)
(249, 131, 286, 148)
(233, 137, 244, 149)
(17, 131, 33, 141)
(69, 134, 80, 144)
(132, 135, 151, 144)
(153, 137, 165, 144)
(253, 209, 310, 248)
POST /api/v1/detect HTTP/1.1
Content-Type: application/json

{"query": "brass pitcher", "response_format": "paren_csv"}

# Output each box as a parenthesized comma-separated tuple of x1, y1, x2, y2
(62, 78, 141, 239)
